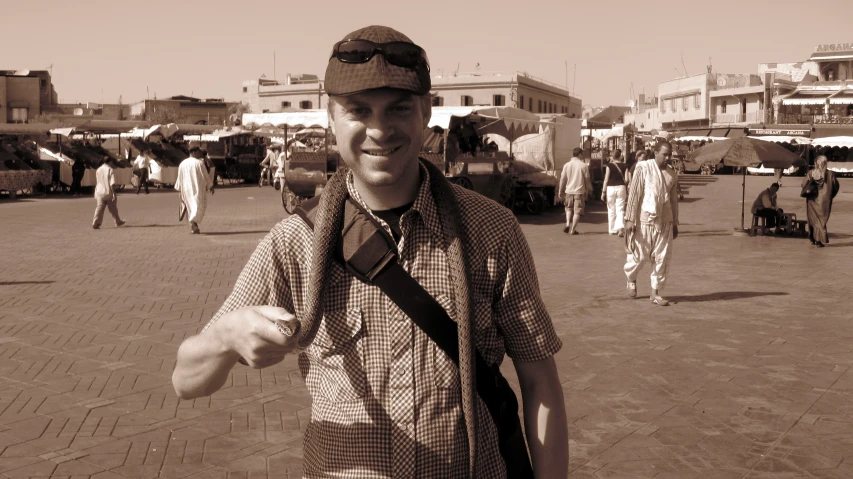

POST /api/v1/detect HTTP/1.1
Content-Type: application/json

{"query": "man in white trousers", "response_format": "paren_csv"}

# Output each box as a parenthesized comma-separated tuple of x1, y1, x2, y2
(623, 141, 679, 306)
(601, 149, 628, 236)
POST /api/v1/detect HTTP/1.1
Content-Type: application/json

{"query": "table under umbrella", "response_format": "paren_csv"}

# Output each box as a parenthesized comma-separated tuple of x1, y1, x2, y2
(683, 137, 807, 231)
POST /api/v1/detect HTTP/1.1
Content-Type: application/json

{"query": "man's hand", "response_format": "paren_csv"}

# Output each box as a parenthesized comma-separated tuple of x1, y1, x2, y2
(210, 188, 215, 195)
(600, 192, 606, 202)
(624, 220, 635, 232)
(672, 225, 679, 240)
(215, 306, 300, 369)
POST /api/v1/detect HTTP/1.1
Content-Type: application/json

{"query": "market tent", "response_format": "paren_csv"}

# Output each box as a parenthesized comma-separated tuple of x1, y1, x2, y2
(812, 136, 853, 148)
(749, 135, 811, 145)
(428, 107, 477, 129)
(466, 106, 544, 140)
(587, 106, 632, 128)
(601, 124, 638, 141)
(242, 111, 329, 129)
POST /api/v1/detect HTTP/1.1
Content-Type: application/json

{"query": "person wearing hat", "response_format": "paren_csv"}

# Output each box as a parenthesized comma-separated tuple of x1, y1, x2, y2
(258, 144, 279, 188)
(172, 25, 568, 477)
(175, 141, 214, 234)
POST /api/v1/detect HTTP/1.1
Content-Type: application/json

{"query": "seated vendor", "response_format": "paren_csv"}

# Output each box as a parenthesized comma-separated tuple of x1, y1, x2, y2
(751, 183, 783, 231)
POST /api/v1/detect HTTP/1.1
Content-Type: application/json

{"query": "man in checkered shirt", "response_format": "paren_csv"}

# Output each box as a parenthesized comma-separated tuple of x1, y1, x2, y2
(172, 25, 568, 478)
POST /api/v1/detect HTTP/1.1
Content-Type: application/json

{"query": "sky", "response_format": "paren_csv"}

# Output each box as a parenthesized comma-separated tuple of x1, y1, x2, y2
(4, 0, 851, 107)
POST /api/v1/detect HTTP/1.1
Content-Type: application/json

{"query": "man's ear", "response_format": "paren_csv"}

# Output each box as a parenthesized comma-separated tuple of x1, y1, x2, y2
(327, 99, 336, 137)
(422, 95, 432, 125)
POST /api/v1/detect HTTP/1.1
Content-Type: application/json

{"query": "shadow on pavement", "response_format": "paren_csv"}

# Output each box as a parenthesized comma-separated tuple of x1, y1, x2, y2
(203, 230, 270, 236)
(669, 291, 788, 303)
(678, 197, 703, 203)
(679, 229, 729, 237)
(827, 242, 853, 248)
(122, 224, 183, 228)
(0, 281, 55, 285)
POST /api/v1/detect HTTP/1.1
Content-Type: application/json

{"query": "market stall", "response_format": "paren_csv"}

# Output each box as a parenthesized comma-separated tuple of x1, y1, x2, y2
(746, 136, 811, 175)
(0, 125, 54, 196)
(811, 136, 853, 174)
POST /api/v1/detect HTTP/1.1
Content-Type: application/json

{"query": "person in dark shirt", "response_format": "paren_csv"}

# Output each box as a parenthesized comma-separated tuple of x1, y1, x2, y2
(71, 157, 87, 196)
(601, 149, 628, 236)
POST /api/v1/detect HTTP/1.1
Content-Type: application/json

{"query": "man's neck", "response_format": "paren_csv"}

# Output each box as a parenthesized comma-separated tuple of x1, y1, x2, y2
(352, 164, 421, 211)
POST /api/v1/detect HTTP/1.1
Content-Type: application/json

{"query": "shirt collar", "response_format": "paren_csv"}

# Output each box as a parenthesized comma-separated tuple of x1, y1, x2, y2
(345, 160, 443, 242)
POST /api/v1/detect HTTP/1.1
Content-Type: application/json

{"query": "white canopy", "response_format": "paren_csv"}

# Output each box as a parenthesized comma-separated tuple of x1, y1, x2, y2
(243, 111, 329, 129)
(673, 136, 727, 142)
(427, 107, 477, 129)
(812, 136, 853, 148)
(749, 135, 812, 145)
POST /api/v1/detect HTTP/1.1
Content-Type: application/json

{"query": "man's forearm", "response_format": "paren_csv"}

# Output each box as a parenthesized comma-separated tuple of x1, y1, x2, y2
(172, 324, 239, 400)
(519, 361, 569, 478)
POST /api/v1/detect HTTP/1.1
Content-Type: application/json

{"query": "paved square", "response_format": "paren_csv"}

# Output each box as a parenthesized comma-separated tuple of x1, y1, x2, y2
(1, 174, 852, 478)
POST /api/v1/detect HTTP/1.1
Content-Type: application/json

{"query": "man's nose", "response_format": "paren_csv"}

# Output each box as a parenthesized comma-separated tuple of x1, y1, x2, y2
(365, 114, 395, 143)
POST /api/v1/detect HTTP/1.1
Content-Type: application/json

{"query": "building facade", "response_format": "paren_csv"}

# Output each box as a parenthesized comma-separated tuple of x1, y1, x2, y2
(771, 44, 853, 126)
(242, 74, 326, 114)
(709, 74, 765, 126)
(623, 94, 661, 131)
(429, 71, 582, 117)
(241, 71, 583, 118)
(129, 96, 237, 125)
(657, 73, 712, 130)
(0, 70, 58, 123)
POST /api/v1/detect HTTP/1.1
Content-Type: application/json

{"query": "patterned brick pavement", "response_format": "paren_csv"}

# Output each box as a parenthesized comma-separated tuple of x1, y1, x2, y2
(0, 175, 851, 478)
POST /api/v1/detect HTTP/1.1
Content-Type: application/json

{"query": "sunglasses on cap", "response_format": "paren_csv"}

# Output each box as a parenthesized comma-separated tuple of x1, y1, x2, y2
(330, 40, 430, 71)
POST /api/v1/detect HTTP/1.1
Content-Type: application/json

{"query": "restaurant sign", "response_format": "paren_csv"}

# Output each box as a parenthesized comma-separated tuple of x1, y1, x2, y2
(816, 43, 853, 52)
(749, 128, 811, 136)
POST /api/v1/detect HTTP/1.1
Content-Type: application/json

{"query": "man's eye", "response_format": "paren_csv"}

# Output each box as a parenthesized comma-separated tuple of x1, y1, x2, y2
(350, 107, 370, 116)
(391, 105, 412, 114)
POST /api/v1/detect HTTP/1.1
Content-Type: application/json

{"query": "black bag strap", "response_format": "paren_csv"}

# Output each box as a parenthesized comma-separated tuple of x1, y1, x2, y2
(294, 197, 534, 477)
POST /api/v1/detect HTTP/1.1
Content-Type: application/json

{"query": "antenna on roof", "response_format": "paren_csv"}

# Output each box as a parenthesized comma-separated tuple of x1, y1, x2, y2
(681, 53, 688, 76)
(454, 62, 459, 77)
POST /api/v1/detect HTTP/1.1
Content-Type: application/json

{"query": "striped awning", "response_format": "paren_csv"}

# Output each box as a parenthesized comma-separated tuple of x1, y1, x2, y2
(781, 92, 833, 105)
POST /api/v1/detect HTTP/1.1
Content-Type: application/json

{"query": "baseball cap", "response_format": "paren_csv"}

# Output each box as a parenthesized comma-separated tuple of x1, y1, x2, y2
(324, 25, 431, 96)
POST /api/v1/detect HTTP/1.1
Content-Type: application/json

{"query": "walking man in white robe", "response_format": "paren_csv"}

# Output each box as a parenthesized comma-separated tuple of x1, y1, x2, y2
(176, 142, 214, 234)
(624, 141, 679, 306)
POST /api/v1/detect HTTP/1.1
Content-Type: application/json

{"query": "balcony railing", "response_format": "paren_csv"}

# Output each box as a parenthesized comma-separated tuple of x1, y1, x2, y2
(777, 112, 853, 125)
(711, 111, 764, 124)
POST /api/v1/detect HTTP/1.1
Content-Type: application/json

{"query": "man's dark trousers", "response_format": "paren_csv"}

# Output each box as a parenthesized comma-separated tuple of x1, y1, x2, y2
(137, 170, 150, 194)
(755, 208, 780, 228)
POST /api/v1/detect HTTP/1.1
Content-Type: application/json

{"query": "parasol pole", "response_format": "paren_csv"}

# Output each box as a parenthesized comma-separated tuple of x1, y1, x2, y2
(741, 166, 746, 230)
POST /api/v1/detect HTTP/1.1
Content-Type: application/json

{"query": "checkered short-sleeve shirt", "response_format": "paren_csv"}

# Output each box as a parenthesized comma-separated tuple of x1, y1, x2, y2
(203, 164, 562, 478)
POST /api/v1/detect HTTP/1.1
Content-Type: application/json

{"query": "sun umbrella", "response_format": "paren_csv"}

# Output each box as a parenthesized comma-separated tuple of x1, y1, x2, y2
(683, 137, 807, 231)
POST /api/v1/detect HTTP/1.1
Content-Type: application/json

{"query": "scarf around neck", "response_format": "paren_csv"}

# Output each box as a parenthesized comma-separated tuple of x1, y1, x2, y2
(295, 158, 481, 477)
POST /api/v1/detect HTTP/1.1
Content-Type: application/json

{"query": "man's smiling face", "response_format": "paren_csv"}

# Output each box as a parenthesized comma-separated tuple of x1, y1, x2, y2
(329, 89, 430, 189)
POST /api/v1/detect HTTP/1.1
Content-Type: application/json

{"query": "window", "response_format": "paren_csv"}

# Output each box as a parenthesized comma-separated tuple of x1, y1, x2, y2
(528, 98, 533, 112)
(661, 99, 667, 114)
(281, 101, 291, 108)
(461, 95, 473, 106)
(11, 108, 28, 123)
(493, 94, 505, 106)
(682, 96, 688, 111)
(519, 95, 524, 109)
(694, 93, 700, 109)
(670, 98, 675, 112)
(242, 87, 248, 93)
(538, 100, 542, 113)
(40, 79, 47, 87)
(721, 100, 727, 114)
(432, 96, 444, 106)
(299, 100, 313, 109)
(262, 109, 270, 113)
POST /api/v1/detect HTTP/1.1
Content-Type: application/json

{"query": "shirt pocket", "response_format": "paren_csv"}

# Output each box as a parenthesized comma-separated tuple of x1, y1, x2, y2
(309, 308, 368, 403)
